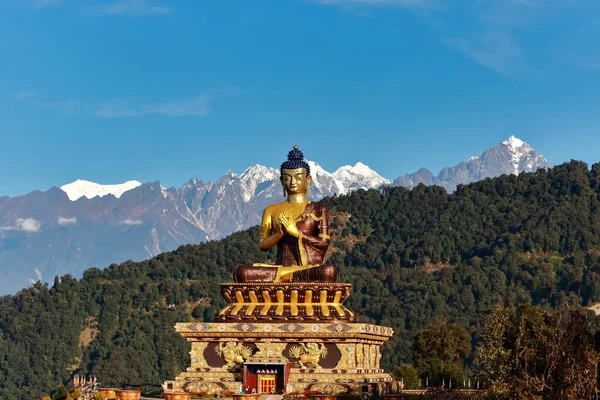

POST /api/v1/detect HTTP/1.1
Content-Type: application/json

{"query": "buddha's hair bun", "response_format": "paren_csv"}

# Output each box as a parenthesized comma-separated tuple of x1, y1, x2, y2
(280, 145, 311, 177)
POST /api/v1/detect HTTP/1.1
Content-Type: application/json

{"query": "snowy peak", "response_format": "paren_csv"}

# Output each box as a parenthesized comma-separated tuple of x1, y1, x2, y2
(238, 164, 279, 202)
(495, 135, 547, 175)
(240, 164, 278, 186)
(503, 135, 526, 150)
(305, 161, 345, 195)
(182, 177, 205, 189)
(306, 160, 328, 176)
(416, 135, 551, 193)
(333, 162, 391, 193)
(60, 179, 142, 201)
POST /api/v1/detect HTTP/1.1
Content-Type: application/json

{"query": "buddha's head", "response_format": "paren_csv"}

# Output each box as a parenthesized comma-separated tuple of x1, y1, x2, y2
(280, 145, 312, 196)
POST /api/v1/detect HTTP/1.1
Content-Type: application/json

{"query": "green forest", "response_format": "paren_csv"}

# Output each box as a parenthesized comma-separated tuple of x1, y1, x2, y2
(2, 160, 600, 399)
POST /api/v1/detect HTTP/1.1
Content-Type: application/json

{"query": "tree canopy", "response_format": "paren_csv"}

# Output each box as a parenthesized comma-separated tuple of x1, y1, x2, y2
(479, 304, 599, 399)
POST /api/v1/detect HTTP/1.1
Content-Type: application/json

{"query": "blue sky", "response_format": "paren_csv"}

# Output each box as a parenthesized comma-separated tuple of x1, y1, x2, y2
(0, 0, 599, 197)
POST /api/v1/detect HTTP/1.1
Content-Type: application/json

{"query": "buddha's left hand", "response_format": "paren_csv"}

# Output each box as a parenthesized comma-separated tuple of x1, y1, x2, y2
(280, 214, 300, 238)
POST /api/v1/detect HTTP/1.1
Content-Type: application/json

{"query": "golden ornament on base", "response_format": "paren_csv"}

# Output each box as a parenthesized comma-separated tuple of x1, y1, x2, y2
(162, 393, 192, 400)
(307, 395, 338, 400)
(231, 394, 260, 400)
(97, 388, 117, 399)
(115, 389, 141, 400)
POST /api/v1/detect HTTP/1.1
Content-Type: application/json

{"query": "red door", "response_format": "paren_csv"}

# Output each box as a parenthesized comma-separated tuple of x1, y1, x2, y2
(259, 375, 276, 394)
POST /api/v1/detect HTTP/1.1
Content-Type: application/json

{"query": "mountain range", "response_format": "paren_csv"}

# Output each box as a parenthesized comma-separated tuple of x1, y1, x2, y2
(393, 136, 550, 191)
(0, 136, 550, 295)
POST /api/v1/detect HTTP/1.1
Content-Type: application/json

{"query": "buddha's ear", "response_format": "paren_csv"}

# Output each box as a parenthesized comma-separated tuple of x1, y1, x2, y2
(280, 175, 289, 197)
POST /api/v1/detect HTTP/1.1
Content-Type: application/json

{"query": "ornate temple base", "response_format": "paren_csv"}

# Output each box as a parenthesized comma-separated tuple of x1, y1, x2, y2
(164, 320, 394, 395)
(164, 283, 394, 396)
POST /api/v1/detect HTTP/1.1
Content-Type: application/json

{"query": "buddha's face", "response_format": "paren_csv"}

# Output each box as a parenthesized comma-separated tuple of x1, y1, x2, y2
(280, 168, 311, 195)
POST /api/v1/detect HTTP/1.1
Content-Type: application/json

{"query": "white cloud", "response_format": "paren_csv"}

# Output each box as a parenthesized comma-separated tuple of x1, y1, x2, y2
(1, 218, 42, 233)
(145, 96, 209, 117)
(16, 91, 78, 115)
(91, 0, 173, 16)
(58, 216, 77, 226)
(17, 91, 210, 118)
(120, 219, 143, 225)
(313, 0, 552, 78)
(95, 101, 144, 118)
(95, 96, 210, 118)
(445, 31, 521, 76)
(17, 218, 41, 232)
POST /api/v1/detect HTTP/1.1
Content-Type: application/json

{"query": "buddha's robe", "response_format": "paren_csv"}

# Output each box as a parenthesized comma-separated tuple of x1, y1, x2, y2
(233, 202, 337, 283)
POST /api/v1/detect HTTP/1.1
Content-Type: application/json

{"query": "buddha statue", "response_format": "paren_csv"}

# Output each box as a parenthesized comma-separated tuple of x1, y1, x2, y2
(233, 146, 337, 284)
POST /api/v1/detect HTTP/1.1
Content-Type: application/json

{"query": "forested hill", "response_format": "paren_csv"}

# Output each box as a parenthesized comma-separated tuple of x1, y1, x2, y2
(2, 160, 600, 399)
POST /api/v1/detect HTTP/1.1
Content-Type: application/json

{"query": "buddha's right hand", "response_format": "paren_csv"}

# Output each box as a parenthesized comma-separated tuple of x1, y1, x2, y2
(280, 214, 300, 238)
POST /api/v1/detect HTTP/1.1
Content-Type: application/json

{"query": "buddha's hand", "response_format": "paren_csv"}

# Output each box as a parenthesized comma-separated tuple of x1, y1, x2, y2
(280, 214, 300, 238)
(271, 218, 283, 235)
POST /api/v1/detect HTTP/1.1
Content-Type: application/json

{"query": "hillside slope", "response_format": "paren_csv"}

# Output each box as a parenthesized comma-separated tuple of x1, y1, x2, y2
(1, 160, 599, 399)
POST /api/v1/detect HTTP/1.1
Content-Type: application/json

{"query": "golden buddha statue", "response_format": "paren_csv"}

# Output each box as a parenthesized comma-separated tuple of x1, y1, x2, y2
(233, 146, 337, 283)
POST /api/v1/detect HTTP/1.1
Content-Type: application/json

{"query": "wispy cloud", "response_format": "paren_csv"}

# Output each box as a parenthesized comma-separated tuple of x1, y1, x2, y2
(95, 96, 210, 118)
(146, 96, 209, 117)
(0, 218, 42, 233)
(95, 101, 144, 118)
(446, 31, 521, 76)
(16, 91, 78, 114)
(120, 219, 143, 225)
(16, 90, 220, 118)
(312, 0, 556, 77)
(91, 0, 173, 16)
(58, 216, 77, 226)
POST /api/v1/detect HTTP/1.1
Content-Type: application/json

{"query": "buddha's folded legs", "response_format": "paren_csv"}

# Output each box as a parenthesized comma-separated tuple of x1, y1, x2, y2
(233, 264, 279, 283)
(293, 264, 337, 283)
(233, 264, 337, 283)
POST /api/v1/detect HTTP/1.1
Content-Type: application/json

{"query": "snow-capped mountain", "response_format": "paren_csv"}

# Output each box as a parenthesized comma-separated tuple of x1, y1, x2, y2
(307, 161, 345, 196)
(332, 162, 391, 194)
(60, 179, 141, 201)
(394, 136, 551, 192)
(501, 135, 549, 175)
(0, 136, 550, 295)
(239, 164, 279, 202)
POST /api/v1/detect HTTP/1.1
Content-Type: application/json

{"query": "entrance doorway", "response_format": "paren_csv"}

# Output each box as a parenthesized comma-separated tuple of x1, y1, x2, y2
(243, 362, 291, 395)
(259, 375, 276, 394)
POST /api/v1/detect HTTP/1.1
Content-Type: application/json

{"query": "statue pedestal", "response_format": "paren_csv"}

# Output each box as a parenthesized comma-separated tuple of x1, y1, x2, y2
(217, 283, 356, 322)
(164, 283, 394, 396)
